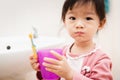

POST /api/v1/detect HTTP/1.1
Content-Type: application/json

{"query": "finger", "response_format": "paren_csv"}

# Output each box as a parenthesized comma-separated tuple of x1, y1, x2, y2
(30, 59, 38, 65)
(35, 63, 40, 71)
(42, 62, 60, 70)
(29, 54, 38, 61)
(33, 63, 40, 71)
(45, 67, 58, 75)
(50, 50, 63, 60)
(45, 66, 61, 76)
(43, 57, 59, 65)
(29, 54, 34, 60)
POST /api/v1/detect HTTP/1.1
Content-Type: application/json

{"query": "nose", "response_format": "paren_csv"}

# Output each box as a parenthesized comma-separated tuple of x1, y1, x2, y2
(75, 20, 84, 29)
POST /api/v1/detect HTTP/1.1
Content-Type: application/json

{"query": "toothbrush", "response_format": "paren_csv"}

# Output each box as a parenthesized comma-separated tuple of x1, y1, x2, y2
(29, 33, 37, 58)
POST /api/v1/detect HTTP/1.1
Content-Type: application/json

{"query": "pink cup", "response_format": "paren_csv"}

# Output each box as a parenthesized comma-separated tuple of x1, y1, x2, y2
(37, 49, 63, 80)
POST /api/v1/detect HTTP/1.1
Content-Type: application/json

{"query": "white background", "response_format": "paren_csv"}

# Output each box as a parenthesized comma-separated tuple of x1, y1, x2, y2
(0, 0, 120, 80)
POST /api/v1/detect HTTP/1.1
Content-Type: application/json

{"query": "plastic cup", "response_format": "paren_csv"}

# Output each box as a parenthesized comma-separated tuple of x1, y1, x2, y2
(37, 49, 63, 80)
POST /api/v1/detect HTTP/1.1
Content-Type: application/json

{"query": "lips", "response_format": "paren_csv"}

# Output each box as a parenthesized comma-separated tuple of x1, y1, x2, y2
(75, 31, 85, 35)
(74, 31, 85, 37)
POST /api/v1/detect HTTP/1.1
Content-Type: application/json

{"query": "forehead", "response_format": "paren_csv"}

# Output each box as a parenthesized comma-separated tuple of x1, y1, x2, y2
(67, 3, 96, 15)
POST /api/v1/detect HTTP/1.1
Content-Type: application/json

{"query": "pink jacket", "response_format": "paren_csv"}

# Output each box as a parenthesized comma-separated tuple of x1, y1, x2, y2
(36, 48, 113, 80)
(72, 49, 113, 80)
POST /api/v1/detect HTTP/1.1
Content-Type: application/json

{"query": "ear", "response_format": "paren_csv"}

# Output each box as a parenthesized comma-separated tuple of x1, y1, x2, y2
(98, 18, 106, 30)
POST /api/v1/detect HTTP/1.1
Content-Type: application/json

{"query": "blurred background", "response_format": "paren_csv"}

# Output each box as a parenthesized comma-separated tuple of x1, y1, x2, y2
(0, 0, 120, 80)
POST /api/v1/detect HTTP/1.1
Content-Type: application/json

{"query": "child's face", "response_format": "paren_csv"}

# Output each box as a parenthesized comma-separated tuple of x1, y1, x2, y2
(64, 3, 105, 42)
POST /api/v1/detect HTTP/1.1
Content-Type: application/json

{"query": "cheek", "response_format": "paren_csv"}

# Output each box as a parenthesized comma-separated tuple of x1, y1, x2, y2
(66, 28, 72, 34)
(65, 24, 72, 31)
(65, 27, 74, 36)
(88, 28, 98, 37)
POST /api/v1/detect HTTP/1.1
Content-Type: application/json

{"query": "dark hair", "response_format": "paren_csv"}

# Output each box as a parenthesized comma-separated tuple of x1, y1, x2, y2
(61, 0, 106, 22)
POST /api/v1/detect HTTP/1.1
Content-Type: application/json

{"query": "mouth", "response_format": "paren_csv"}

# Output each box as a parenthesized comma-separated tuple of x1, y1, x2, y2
(74, 31, 85, 37)
(75, 31, 85, 35)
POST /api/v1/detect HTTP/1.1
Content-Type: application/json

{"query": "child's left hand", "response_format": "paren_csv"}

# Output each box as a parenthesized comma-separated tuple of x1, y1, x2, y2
(42, 50, 74, 80)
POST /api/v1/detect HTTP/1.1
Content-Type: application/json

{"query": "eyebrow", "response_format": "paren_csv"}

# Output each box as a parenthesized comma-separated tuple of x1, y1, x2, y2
(85, 12, 95, 15)
(67, 11, 95, 16)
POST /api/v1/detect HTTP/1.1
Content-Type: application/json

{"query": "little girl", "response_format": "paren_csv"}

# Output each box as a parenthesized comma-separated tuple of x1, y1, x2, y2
(30, 0, 113, 80)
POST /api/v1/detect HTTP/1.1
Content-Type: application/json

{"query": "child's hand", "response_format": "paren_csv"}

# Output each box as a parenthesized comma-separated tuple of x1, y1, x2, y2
(29, 54, 40, 71)
(42, 50, 74, 80)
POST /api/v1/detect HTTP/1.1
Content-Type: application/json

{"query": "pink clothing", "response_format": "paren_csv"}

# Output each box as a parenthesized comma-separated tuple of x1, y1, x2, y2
(36, 45, 113, 80)
(61, 45, 113, 80)
(72, 49, 113, 80)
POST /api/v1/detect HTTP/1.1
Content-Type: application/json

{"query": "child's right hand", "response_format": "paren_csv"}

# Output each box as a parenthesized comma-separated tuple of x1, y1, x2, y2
(29, 54, 40, 71)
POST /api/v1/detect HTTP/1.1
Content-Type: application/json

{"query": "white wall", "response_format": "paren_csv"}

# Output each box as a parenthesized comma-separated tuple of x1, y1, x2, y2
(98, 0, 120, 80)
(106, 0, 120, 80)
(0, 0, 64, 37)
(0, 0, 120, 80)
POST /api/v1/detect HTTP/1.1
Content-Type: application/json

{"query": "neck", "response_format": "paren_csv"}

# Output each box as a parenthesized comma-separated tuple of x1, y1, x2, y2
(71, 40, 95, 55)
(76, 40, 94, 48)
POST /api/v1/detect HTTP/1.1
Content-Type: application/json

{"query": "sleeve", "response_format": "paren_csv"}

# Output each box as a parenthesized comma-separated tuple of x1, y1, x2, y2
(72, 54, 113, 80)
(36, 71, 43, 80)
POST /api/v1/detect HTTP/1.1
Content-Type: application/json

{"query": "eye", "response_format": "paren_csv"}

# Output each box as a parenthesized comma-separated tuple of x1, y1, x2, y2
(86, 17, 93, 20)
(69, 16, 76, 20)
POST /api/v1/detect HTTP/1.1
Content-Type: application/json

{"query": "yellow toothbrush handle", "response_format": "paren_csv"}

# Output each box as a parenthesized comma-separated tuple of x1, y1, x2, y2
(32, 46, 37, 58)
